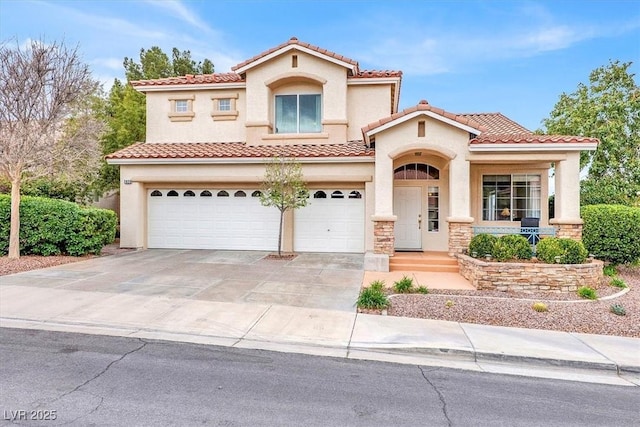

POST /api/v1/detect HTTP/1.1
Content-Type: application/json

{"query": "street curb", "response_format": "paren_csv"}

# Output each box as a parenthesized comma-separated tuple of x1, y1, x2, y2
(4, 317, 637, 379)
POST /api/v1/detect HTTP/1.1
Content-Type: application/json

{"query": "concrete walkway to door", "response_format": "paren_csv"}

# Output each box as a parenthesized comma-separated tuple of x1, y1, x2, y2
(0, 250, 364, 312)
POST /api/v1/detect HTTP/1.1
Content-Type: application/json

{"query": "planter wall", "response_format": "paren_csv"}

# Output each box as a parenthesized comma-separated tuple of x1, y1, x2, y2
(457, 254, 604, 292)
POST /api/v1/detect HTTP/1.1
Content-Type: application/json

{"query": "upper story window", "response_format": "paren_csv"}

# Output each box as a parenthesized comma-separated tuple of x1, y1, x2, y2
(275, 94, 321, 134)
(175, 100, 188, 112)
(211, 93, 238, 121)
(218, 99, 231, 111)
(168, 95, 195, 122)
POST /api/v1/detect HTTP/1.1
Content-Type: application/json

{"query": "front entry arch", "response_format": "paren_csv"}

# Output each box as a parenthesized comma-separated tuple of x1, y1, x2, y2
(393, 160, 449, 251)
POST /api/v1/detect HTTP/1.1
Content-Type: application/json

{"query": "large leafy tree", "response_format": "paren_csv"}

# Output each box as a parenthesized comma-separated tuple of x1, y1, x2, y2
(542, 60, 640, 206)
(0, 39, 98, 258)
(97, 47, 214, 192)
(260, 157, 309, 256)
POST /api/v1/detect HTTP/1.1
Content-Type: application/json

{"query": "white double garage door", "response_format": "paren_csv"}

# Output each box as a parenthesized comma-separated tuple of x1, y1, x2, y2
(147, 188, 364, 253)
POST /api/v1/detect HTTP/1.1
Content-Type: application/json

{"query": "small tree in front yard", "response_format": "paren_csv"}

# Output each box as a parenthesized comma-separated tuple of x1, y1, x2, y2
(259, 157, 309, 256)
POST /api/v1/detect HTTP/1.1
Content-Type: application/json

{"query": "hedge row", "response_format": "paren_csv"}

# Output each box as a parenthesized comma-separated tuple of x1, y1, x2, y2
(0, 194, 117, 256)
(468, 233, 587, 264)
(581, 204, 640, 265)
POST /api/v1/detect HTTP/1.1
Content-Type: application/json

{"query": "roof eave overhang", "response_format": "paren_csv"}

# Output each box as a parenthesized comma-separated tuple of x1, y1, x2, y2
(233, 45, 358, 75)
(364, 110, 483, 141)
(468, 142, 598, 152)
(106, 156, 375, 165)
(133, 82, 246, 92)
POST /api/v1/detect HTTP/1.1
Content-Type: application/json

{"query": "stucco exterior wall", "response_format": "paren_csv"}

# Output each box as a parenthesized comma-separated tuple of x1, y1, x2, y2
(244, 50, 348, 145)
(373, 115, 470, 217)
(347, 85, 393, 141)
(145, 89, 246, 143)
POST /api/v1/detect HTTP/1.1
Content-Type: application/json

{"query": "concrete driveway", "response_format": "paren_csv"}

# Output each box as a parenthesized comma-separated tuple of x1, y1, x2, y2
(0, 250, 364, 312)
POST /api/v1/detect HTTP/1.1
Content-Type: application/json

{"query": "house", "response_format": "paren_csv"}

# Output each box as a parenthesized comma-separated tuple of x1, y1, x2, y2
(106, 37, 598, 271)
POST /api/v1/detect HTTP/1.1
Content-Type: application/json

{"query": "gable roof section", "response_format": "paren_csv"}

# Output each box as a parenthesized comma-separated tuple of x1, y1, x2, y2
(362, 100, 486, 142)
(131, 72, 245, 91)
(459, 112, 530, 135)
(106, 141, 374, 164)
(362, 101, 599, 150)
(232, 37, 359, 75)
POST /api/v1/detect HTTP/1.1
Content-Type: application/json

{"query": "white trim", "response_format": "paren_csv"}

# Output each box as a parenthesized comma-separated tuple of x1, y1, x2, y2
(107, 157, 374, 165)
(135, 82, 246, 92)
(347, 77, 401, 86)
(365, 110, 483, 138)
(233, 44, 358, 74)
(469, 143, 598, 152)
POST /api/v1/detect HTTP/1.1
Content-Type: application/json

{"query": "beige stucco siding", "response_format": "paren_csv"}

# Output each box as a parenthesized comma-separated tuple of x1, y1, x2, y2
(347, 85, 393, 141)
(145, 89, 246, 143)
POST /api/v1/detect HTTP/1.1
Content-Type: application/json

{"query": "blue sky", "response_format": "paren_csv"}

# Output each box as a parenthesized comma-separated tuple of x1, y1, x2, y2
(1, 0, 638, 130)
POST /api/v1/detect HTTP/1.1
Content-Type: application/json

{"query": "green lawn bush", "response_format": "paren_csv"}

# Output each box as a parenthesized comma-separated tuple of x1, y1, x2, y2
(469, 233, 497, 257)
(492, 234, 532, 261)
(536, 237, 588, 264)
(0, 194, 117, 256)
(357, 280, 389, 309)
(581, 204, 640, 265)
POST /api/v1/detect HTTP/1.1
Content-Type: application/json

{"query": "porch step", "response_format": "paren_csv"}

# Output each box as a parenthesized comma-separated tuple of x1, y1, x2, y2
(389, 252, 459, 273)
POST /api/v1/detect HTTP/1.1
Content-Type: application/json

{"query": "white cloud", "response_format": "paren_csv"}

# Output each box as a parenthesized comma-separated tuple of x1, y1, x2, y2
(144, 0, 213, 33)
(91, 57, 123, 71)
(352, 6, 636, 76)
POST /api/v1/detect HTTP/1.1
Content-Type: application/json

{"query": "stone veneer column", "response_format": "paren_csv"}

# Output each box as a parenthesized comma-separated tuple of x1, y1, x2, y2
(553, 221, 583, 241)
(447, 219, 473, 255)
(372, 217, 396, 255)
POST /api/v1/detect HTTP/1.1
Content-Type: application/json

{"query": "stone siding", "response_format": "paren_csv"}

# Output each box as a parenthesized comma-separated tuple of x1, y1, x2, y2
(457, 254, 603, 292)
(555, 223, 583, 241)
(448, 221, 472, 255)
(373, 221, 395, 255)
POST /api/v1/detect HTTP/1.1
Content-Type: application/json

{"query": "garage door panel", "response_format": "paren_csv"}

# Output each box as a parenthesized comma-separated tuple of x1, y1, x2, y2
(294, 189, 364, 253)
(147, 189, 279, 250)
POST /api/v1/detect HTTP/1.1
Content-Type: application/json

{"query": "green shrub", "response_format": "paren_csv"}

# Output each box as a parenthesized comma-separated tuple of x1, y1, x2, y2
(603, 265, 617, 277)
(0, 194, 116, 257)
(416, 286, 429, 294)
(357, 280, 389, 309)
(557, 238, 588, 264)
(536, 237, 587, 264)
(582, 204, 640, 265)
(491, 234, 532, 262)
(610, 303, 626, 316)
(469, 233, 497, 257)
(393, 275, 414, 293)
(577, 286, 597, 300)
(610, 278, 627, 289)
(532, 302, 548, 312)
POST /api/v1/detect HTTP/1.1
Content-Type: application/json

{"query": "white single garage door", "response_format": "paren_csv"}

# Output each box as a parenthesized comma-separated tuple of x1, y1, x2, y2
(147, 189, 280, 250)
(294, 189, 365, 253)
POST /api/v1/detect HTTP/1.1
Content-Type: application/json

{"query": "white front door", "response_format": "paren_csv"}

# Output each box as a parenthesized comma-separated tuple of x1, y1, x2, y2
(394, 186, 422, 249)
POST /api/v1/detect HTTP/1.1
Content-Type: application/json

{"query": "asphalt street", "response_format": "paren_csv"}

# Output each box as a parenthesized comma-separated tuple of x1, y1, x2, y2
(1, 328, 638, 427)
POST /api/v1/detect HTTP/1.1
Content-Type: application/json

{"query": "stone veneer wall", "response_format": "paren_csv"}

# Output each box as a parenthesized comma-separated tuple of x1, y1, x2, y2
(458, 254, 603, 292)
(373, 221, 395, 255)
(555, 223, 583, 241)
(448, 221, 473, 254)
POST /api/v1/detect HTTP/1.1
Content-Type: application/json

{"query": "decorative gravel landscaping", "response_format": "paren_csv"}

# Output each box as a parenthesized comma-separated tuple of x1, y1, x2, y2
(384, 267, 639, 338)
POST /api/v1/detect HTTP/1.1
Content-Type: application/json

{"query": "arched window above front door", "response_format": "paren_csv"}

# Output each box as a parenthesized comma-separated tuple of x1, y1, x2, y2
(394, 163, 439, 180)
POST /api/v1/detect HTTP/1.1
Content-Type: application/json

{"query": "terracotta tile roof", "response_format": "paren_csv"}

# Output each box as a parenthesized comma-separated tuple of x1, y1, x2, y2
(459, 112, 530, 135)
(232, 37, 359, 72)
(351, 70, 403, 79)
(470, 134, 599, 145)
(131, 73, 244, 88)
(362, 100, 487, 135)
(106, 141, 374, 161)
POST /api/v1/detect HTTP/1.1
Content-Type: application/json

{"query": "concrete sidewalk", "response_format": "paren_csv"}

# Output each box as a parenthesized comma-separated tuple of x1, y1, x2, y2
(1, 283, 638, 387)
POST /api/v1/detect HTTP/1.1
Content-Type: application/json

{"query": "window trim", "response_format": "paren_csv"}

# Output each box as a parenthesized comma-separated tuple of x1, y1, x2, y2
(481, 173, 542, 222)
(211, 93, 239, 121)
(168, 95, 195, 122)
